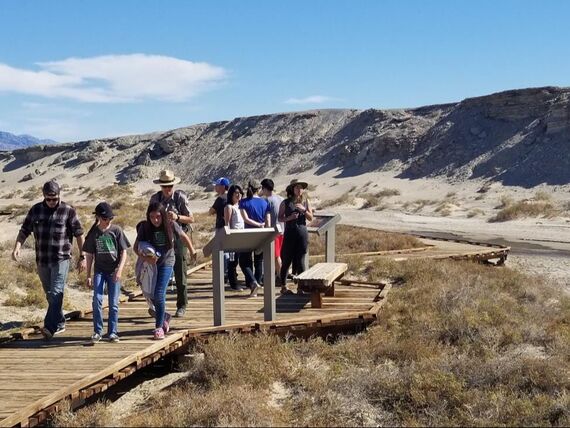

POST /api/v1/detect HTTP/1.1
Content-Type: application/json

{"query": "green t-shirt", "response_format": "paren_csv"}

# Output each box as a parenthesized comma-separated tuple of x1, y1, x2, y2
(83, 225, 131, 274)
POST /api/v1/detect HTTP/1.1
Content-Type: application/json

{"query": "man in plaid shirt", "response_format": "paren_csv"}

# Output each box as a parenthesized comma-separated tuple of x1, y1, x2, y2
(12, 181, 86, 339)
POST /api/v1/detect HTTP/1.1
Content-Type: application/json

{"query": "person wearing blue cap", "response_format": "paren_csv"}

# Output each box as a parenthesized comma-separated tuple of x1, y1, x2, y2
(209, 177, 231, 281)
(209, 177, 230, 229)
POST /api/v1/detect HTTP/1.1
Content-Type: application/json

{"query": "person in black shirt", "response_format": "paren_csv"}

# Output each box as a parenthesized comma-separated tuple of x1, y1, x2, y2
(209, 177, 230, 229)
(278, 179, 313, 293)
(209, 177, 230, 280)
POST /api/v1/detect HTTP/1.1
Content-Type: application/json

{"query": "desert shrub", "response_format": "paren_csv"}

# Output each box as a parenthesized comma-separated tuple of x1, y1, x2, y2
(319, 192, 355, 209)
(57, 259, 570, 427)
(534, 190, 552, 201)
(21, 186, 41, 201)
(403, 199, 438, 213)
(88, 184, 135, 201)
(309, 225, 424, 257)
(490, 200, 559, 222)
(467, 208, 485, 218)
(376, 188, 400, 198)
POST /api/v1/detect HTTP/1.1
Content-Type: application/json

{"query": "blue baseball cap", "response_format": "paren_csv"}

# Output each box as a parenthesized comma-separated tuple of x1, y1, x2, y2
(213, 177, 230, 187)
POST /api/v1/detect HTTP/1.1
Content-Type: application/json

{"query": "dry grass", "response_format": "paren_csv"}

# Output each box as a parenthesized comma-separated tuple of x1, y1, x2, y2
(402, 199, 438, 213)
(467, 208, 486, 218)
(319, 191, 355, 209)
(309, 225, 424, 258)
(56, 259, 570, 427)
(490, 199, 560, 222)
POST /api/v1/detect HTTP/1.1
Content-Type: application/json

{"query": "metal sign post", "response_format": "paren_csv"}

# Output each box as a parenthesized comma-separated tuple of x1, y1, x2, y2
(203, 226, 281, 326)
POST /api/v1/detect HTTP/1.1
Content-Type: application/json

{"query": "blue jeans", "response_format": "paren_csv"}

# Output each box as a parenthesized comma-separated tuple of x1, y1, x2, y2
(92, 271, 121, 336)
(239, 251, 263, 287)
(37, 259, 69, 334)
(154, 265, 174, 329)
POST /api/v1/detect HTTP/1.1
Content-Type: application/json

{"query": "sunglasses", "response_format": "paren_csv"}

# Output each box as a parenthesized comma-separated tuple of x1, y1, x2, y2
(44, 197, 59, 202)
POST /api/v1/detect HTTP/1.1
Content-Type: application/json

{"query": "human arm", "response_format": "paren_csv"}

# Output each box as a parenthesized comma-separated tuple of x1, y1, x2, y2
(75, 234, 86, 273)
(240, 208, 264, 228)
(85, 252, 94, 288)
(224, 205, 232, 227)
(294, 201, 313, 222)
(113, 249, 128, 282)
(279, 201, 299, 223)
(264, 210, 271, 228)
(13, 208, 34, 261)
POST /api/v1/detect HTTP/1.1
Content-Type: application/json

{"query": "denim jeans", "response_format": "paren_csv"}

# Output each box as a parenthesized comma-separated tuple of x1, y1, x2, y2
(92, 271, 121, 336)
(37, 259, 69, 334)
(154, 265, 174, 329)
(239, 251, 263, 287)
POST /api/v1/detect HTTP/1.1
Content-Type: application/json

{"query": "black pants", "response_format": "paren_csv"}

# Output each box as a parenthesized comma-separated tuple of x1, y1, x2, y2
(174, 236, 188, 310)
(239, 251, 263, 287)
(227, 252, 241, 288)
(280, 226, 308, 287)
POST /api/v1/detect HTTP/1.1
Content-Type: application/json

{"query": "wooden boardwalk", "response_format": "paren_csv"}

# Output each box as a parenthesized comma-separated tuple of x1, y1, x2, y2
(0, 264, 389, 427)
(0, 235, 509, 427)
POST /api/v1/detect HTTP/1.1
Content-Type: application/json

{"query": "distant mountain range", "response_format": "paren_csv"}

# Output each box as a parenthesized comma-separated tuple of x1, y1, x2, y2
(0, 131, 57, 151)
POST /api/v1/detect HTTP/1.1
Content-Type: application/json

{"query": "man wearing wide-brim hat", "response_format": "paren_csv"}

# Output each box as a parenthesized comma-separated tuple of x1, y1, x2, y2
(150, 170, 196, 318)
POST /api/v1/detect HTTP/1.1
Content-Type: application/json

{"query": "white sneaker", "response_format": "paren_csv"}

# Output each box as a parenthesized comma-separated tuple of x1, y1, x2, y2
(91, 333, 102, 343)
(108, 333, 120, 343)
(54, 326, 66, 335)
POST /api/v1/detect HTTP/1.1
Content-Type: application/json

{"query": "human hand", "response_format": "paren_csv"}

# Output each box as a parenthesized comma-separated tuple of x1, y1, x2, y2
(167, 211, 178, 222)
(143, 255, 157, 265)
(113, 270, 122, 282)
(86, 277, 92, 288)
(290, 212, 300, 221)
(294, 203, 306, 212)
(11, 248, 20, 262)
(77, 258, 87, 273)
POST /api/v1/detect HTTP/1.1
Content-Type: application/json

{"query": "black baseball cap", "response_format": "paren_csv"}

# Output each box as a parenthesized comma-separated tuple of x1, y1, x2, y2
(93, 202, 115, 219)
(42, 180, 60, 195)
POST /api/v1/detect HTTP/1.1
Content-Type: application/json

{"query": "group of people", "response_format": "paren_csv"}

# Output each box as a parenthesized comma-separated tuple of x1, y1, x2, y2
(210, 176, 314, 296)
(12, 170, 313, 342)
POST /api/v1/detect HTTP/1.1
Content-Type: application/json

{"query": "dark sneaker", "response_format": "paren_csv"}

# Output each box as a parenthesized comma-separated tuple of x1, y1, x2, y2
(91, 332, 102, 343)
(40, 327, 53, 340)
(174, 307, 186, 318)
(108, 333, 120, 343)
(249, 283, 260, 298)
(54, 326, 66, 335)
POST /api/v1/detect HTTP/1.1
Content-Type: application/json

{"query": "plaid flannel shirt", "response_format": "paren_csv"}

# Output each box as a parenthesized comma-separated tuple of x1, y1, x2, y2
(17, 201, 84, 266)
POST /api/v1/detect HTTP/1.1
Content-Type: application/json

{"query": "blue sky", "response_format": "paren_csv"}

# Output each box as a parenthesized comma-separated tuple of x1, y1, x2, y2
(0, 0, 569, 141)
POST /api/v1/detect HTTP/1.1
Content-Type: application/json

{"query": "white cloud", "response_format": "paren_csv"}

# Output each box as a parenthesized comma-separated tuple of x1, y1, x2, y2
(0, 54, 227, 103)
(284, 95, 339, 105)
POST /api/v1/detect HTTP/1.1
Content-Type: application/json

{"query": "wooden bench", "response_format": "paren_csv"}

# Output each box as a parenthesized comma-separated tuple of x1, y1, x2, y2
(295, 262, 348, 308)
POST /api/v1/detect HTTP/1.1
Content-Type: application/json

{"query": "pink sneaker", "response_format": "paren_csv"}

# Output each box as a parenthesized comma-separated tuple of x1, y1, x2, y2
(153, 328, 165, 340)
(163, 312, 171, 334)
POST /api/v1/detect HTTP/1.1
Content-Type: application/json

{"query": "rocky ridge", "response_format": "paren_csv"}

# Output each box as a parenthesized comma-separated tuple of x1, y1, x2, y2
(1, 86, 569, 188)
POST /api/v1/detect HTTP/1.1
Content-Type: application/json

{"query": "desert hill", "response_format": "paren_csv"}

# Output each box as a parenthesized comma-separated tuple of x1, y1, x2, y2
(0, 86, 569, 188)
